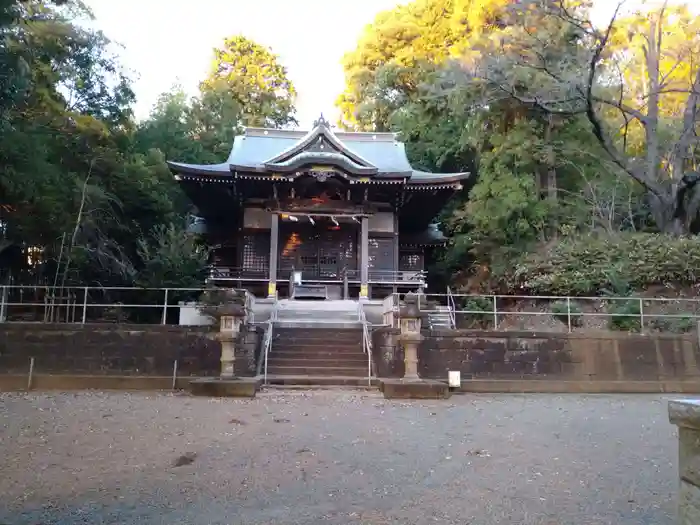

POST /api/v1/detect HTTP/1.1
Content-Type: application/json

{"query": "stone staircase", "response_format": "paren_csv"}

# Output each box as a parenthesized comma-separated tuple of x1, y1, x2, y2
(264, 299, 374, 387)
(428, 305, 454, 330)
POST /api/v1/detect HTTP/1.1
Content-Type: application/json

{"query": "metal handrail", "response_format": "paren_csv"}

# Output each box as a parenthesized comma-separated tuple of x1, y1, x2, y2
(357, 301, 373, 386)
(262, 299, 279, 385)
(446, 286, 457, 329)
(208, 266, 428, 284)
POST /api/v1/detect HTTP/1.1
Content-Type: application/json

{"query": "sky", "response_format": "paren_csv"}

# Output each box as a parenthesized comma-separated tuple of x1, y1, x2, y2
(83, 0, 692, 130)
(84, 0, 406, 128)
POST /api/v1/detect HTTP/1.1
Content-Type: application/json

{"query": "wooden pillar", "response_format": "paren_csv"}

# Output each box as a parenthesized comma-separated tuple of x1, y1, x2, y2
(268, 213, 279, 298)
(360, 216, 369, 299)
(393, 213, 400, 277)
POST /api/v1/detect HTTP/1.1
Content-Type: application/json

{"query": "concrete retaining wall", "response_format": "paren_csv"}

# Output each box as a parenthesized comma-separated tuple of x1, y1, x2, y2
(373, 328, 700, 388)
(0, 323, 262, 378)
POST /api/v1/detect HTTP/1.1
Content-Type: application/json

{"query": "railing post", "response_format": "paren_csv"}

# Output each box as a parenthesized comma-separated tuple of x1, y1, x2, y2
(0, 285, 6, 323)
(172, 359, 179, 391)
(492, 295, 498, 329)
(639, 298, 644, 333)
(566, 296, 572, 333)
(161, 288, 169, 325)
(81, 287, 88, 324)
(27, 357, 35, 390)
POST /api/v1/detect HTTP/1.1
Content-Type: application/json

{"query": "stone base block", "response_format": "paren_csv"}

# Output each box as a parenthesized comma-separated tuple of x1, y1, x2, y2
(189, 377, 259, 398)
(380, 378, 451, 400)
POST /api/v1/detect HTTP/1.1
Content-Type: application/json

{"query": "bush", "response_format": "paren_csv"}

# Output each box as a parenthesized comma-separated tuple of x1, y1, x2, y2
(550, 300, 583, 327)
(495, 233, 700, 296)
(649, 316, 696, 334)
(458, 296, 494, 329)
(607, 298, 641, 332)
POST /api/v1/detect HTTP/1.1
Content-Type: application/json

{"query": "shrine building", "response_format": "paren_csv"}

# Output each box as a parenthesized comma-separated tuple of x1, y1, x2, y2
(168, 115, 470, 300)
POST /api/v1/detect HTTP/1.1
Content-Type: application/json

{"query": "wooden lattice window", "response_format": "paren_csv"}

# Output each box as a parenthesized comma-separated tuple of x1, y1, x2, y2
(369, 237, 394, 271)
(241, 233, 270, 273)
(399, 250, 424, 271)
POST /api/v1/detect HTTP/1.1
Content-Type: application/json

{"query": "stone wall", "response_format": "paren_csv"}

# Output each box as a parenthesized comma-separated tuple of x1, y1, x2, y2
(373, 328, 700, 382)
(0, 324, 262, 377)
(669, 400, 700, 524)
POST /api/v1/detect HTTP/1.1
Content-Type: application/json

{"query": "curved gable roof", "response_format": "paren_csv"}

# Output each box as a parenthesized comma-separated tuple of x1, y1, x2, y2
(168, 114, 471, 185)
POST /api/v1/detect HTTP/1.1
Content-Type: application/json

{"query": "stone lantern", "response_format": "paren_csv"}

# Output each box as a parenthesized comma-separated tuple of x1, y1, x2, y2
(380, 291, 449, 400)
(189, 288, 259, 397)
(399, 293, 424, 380)
(218, 304, 247, 378)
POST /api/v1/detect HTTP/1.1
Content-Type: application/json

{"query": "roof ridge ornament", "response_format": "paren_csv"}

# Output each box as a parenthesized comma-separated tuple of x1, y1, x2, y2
(313, 113, 330, 128)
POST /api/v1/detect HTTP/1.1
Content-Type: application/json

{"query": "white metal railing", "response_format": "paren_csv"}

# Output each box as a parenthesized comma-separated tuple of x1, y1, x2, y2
(0, 285, 251, 325)
(262, 300, 279, 385)
(357, 301, 374, 385)
(446, 286, 457, 329)
(381, 293, 397, 327)
(392, 292, 700, 333)
(208, 266, 427, 285)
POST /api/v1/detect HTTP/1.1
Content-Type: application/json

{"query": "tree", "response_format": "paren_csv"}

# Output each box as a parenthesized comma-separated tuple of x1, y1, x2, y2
(456, 0, 700, 233)
(336, 0, 511, 130)
(200, 35, 297, 129)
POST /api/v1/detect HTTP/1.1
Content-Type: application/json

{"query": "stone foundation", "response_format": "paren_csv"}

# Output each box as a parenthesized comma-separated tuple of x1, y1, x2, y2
(669, 399, 700, 524)
(380, 378, 451, 399)
(189, 377, 260, 398)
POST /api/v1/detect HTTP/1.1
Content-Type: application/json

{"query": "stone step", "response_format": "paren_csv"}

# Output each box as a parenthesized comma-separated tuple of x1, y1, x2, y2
(270, 348, 365, 358)
(267, 357, 368, 367)
(274, 321, 363, 329)
(262, 375, 379, 387)
(265, 366, 368, 377)
(272, 338, 363, 347)
(273, 329, 363, 340)
(262, 384, 377, 392)
(272, 332, 362, 346)
(268, 346, 365, 359)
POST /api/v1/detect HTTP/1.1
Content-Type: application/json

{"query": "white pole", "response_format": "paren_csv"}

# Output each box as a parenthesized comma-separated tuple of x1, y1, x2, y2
(172, 359, 179, 391)
(161, 288, 169, 325)
(27, 357, 35, 390)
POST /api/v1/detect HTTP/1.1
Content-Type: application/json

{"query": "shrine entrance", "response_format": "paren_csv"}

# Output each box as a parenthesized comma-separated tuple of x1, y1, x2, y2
(278, 217, 358, 281)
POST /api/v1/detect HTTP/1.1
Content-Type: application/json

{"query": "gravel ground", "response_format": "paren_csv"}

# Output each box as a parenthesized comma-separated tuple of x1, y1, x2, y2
(0, 390, 681, 525)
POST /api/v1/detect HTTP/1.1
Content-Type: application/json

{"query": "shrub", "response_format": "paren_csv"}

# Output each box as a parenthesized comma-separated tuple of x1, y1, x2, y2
(550, 300, 583, 327)
(607, 298, 641, 332)
(458, 296, 494, 329)
(493, 233, 700, 296)
(649, 316, 696, 334)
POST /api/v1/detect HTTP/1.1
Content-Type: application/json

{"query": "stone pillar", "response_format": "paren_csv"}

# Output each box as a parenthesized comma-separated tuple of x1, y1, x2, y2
(360, 216, 369, 299)
(669, 399, 700, 524)
(219, 309, 245, 378)
(268, 213, 279, 298)
(399, 295, 423, 380)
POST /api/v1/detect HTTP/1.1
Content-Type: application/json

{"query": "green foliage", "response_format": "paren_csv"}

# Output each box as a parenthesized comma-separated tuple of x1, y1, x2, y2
(458, 296, 494, 329)
(0, 4, 296, 290)
(499, 234, 700, 296)
(201, 35, 297, 129)
(649, 316, 696, 334)
(136, 223, 209, 289)
(550, 300, 582, 327)
(606, 299, 642, 332)
(337, 0, 510, 130)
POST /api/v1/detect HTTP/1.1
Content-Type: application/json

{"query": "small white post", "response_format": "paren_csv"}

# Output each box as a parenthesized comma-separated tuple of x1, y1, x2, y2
(566, 296, 572, 333)
(492, 295, 498, 329)
(161, 288, 169, 325)
(27, 357, 35, 390)
(81, 287, 88, 324)
(172, 359, 179, 391)
(639, 298, 644, 333)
